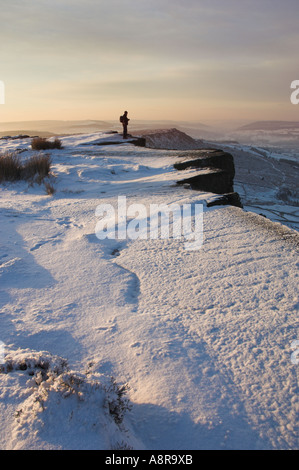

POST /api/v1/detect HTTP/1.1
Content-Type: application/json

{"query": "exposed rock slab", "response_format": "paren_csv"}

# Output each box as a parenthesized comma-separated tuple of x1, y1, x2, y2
(139, 128, 204, 150)
(174, 149, 242, 206)
(174, 150, 235, 178)
(176, 168, 234, 194)
(206, 192, 243, 208)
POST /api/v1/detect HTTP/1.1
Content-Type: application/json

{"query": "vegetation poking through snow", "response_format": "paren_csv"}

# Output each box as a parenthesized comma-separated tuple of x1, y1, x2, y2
(31, 137, 62, 150)
(0, 349, 133, 449)
(0, 151, 52, 183)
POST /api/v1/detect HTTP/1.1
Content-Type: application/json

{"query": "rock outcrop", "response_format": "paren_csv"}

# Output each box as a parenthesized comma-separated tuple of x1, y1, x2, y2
(174, 150, 235, 177)
(86, 135, 146, 147)
(174, 149, 242, 207)
(177, 168, 234, 194)
(205, 192, 243, 208)
(139, 128, 204, 150)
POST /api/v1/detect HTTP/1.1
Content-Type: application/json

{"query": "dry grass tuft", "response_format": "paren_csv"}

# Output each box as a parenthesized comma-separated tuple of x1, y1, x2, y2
(0, 151, 52, 184)
(22, 153, 52, 180)
(0, 152, 22, 182)
(31, 137, 62, 151)
(44, 181, 55, 195)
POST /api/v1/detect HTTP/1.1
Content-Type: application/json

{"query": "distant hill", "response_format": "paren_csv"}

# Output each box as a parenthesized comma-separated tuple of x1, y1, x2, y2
(237, 121, 299, 131)
(0, 119, 212, 140)
(131, 120, 209, 129)
(131, 120, 214, 140)
(0, 130, 56, 138)
(0, 120, 113, 135)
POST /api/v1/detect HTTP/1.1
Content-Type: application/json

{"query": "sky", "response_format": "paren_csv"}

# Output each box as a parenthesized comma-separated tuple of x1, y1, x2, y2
(1, 0, 299, 124)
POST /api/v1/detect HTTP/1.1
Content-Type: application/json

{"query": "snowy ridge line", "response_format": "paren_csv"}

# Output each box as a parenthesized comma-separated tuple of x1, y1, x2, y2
(230, 206, 299, 250)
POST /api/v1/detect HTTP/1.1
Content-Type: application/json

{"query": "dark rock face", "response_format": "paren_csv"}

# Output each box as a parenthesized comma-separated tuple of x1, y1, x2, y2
(130, 137, 146, 147)
(174, 149, 242, 207)
(176, 168, 234, 194)
(174, 150, 235, 178)
(206, 192, 243, 208)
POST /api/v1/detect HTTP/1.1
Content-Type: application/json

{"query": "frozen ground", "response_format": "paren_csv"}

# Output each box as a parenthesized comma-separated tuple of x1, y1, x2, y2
(0, 131, 298, 450)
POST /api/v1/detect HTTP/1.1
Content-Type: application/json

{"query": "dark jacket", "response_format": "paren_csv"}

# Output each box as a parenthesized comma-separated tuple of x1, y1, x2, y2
(121, 113, 129, 125)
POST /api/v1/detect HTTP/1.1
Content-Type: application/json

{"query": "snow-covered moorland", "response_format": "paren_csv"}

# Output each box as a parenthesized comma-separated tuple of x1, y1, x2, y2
(0, 130, 298, 450)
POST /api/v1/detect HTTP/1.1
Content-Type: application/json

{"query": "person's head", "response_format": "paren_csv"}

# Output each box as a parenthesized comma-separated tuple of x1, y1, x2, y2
(124, 111, 128, 115)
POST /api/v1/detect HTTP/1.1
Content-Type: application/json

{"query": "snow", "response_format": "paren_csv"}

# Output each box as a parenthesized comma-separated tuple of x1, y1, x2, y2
(209, 142, 299, 232)
(0, 131, 298, 450)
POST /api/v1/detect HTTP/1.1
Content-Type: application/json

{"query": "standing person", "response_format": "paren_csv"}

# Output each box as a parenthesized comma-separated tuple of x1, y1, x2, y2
(120, 111, 130, 139)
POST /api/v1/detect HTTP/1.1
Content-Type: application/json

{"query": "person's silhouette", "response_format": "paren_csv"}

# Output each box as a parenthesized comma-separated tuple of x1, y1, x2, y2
(121, 111, 130, 139)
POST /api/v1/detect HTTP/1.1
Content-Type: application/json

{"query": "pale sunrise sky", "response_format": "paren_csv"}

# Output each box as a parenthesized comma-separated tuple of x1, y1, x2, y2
(1, 0, 299, 123)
